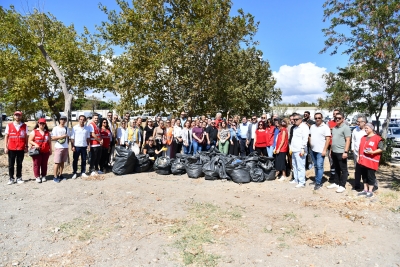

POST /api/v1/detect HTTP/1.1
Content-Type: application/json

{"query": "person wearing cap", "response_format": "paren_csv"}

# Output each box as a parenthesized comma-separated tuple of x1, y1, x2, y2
(28, 118, 52, 183)
(4, 110, 28, 185)
(70, 115, 91, 179)
(51, 115, 70, 183)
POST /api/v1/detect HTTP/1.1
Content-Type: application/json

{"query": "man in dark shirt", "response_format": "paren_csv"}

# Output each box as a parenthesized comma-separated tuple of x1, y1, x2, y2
(205, 120, 218, 151)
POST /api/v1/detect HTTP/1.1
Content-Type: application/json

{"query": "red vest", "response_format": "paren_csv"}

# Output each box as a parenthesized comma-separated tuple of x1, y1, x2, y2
(100, 128, 111, 149)
(276, 128, 289, 152)
(33, 129, 51, 153)
(89, 122, 101, 146)
(358, 134, 381, 170)
(7, 123, 27, 150)
(265, 126, 275, 146)
(255, 130, 268, 147)
(328, 120, 337, 145)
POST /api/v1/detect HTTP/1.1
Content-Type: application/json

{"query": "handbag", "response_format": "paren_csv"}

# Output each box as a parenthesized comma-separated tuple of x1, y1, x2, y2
(28, 148, 40, 157)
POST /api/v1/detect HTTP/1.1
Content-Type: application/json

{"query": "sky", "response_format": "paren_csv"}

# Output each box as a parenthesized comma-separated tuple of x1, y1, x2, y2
(2, 0, 350, 104)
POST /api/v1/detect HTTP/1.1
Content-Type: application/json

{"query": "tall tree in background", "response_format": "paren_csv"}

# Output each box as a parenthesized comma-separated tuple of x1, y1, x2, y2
(321, 0, 400, 138)
(0, 6, 112, 123)
(100, 0, 280, 116)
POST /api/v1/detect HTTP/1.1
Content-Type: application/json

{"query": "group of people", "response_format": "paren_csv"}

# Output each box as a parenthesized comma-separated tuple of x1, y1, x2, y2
(4, 109, 383, 198)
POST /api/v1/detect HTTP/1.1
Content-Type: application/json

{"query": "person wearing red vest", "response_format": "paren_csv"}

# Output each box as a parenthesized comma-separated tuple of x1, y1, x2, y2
(275, 119, 289, 181)
(4, 110, 28, 185)
(357, 123, 383, 198)
(89, 113, 103, 176)
(28, 118, 52, 183)
(99, 118, 112, 173)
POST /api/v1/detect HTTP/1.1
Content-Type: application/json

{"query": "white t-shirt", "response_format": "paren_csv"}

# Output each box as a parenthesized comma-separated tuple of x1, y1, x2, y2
(71, 125, 91, 147)
(309, 122, 331, 153)
(51, 125, 70, 149)
(117, 127, 128, 145)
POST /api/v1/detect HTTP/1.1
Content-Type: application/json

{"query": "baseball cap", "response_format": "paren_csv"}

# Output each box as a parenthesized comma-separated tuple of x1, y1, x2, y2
(38, 118, 46, 123)
(60, 115, 67, 120)
(14, 111, 22, 116)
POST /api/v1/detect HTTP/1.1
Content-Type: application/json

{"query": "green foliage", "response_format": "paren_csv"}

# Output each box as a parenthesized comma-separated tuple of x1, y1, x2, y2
(380, 138, 399, 165)
(100, 0, 280, 116)
(321, 0, 400, 138)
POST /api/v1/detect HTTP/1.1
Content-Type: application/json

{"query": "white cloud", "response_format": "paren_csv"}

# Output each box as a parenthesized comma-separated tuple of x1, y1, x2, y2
(273, 62, 328, 104)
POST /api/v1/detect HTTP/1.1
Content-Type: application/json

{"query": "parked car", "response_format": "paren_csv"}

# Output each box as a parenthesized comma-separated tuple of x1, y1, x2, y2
(387, 127, 400, 147)
(6, 116, 13, 121)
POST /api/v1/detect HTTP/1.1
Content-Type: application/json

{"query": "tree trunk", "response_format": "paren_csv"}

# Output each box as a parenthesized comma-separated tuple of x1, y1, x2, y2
(374, 114, 380, 133)
(37, 43, 72, 127)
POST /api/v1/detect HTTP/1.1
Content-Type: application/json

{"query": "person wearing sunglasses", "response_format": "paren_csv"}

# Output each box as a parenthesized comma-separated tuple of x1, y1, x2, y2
(99, 118, 112, 173)
(275, 120, 289, 181)
(309, 112, 331, 190)
(253, 121, 267, 156)
(265, 118, 275, 157)
(246, 115, 259, 153)
(351, 115, 367, 191)
(327, 109, 340, 181)
(4, 110, 28, 185)
(289, 114, 309, 188)
(28, 118, 52, 183)
(51, 115, 71, 182)
(228, 122, 240, 155)
(117, 120, 129, 148)
(70, 115, 91, 179)
(327, 111, 351, 193)
(205, 120, 218, 151)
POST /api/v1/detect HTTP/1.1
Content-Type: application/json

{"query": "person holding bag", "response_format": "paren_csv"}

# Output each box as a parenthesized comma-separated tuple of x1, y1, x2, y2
(28, 118, 52, 183)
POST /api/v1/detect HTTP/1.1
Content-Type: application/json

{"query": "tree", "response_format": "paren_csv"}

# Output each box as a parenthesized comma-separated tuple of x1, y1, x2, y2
(0, 6, 112, 124)
(321, 0, 400, 138)
(100, 0, 279, 116)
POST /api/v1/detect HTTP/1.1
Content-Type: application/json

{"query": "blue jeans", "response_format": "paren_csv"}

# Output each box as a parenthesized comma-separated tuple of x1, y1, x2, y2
(310, 150, 324, 185)
(206, 140, 217, 151)
(73, 146, 88, 174)
(192, 140, 202, 155)
(183, 142, 192, 155)
(266, 146, 274, 157)
(292, 151, 306, 185)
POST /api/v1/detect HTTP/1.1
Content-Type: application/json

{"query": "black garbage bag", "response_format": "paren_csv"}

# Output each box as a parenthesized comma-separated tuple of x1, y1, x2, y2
(154, 156, 171, 175)
(230, 164, 251, 183)
(197, 151, 211, 164)
(258, 157, 275, 172)
(245, 155, 259, 170)
(250, 167, 265, 182)
(112, 146, 137, 175)
(186, 155, 200, 164)
(134, 154, 151, 173)
(264, 170, 276, 181)
(176, 153, 188, 164)
(185, 160, 204, 178)
(218, 160, 229, 179)
(171, 158, 186, 175)
(202, 156, 220, 180)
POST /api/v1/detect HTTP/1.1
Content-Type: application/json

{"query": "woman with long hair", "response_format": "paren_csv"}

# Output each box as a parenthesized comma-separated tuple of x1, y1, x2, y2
(275, 120, 289, 181)
(228, 121, 240, 155)
(28, 118, 52, 183)
(217, 121, 231, 154)
(253, 121, 267, 156)
(99, 118, 112, 173)
(165, 119, 174, 157)
(191, 120, 204, 155)
(182, 120, 192, 155)
(265, 118, 275, 157)
(153, 120, 166, 152)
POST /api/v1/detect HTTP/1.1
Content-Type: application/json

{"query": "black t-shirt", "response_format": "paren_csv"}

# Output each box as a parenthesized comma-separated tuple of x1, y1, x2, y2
(206, 126, 218, 142)
(144, 144, 156, 157)
(144, 126, 154, 141)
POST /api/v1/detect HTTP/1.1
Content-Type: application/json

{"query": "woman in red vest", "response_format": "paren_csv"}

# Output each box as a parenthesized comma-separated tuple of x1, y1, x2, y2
(253, 121, 268, 156)
(99, 118, 112, 173)
(265, 119, 275, 157)
(275, 119, 289, 181)
(28, 118, 52, 183)
(357, 123, 383, 198)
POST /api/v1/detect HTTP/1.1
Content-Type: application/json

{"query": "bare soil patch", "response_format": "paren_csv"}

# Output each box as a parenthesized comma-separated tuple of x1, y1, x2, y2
(0, 148, 399, 266)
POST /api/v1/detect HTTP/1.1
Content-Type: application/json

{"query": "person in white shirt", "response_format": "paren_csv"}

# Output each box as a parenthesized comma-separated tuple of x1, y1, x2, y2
(309, 112, 331, 190)
(289, 114, 309, 188)
(238, 117, 249, 156)
(246, 115, 258, 153)
(117, 120, 129, 147)
(51, 115, 70, 183)
(70, 115, 91, 179)
(351, 115, 367, 190)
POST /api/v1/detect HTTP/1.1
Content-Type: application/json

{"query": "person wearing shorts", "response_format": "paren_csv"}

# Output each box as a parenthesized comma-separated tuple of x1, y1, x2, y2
(51, 115, 70, 183)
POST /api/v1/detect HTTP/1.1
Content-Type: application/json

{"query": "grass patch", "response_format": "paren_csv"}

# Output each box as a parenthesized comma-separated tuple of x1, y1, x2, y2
(169, 202, 243, 266)
(58, 214, 109, 241)
(392, 180, 400, 191)
(283, 212, 297, 220)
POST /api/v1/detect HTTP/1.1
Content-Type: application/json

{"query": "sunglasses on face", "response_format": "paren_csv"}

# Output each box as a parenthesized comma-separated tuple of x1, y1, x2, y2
(252, 118, 257, 120)
(293, 118, 300, 121)
(335, 117, 343, 120)
(258, 124, 263, 126)
(314, 117, 322, 120)
(261, 117, 266, 119)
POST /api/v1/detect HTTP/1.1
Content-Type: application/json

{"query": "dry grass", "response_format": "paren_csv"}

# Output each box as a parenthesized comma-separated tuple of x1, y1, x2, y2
(300, 230, 345, 247)
(82, 174, 106, 181)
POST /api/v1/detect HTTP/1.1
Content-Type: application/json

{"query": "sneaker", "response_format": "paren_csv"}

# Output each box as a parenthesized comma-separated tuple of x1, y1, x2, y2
(97, 170, 104, 174)
(90, 171, 98, 176)
(366, 192, 374, 198)
(7, 178, 14, 185)
(16, 178, 24, 184)
(72, 173, 77, 179)
(295, 184, 305, 188)
(336, 186, 346, 193)
(41, 176, 47, 182)
(278, 176, 287, 182)
(327, 183, 339, 189)
(309, 181, 316, 186)
(289, 179, 297, 184)
(53, 177, 61, 183)
(59, 175, 67, 181)
(357, 190, 368, 196)
(81, 173, 88, 178)
(314, 184, 323, 190)
(35, 177, 41, 183)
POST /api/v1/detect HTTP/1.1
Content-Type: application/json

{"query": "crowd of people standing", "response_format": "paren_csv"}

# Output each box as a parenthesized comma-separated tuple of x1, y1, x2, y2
(4, 109, 383, 197)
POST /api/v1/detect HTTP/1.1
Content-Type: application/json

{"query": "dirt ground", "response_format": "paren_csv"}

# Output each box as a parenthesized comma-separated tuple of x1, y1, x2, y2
(1, 126, 400, 266)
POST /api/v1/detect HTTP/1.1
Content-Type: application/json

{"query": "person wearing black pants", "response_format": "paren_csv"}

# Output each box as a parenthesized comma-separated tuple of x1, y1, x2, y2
(331, 152, 349, 189)
(8, 150, 25, 183)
